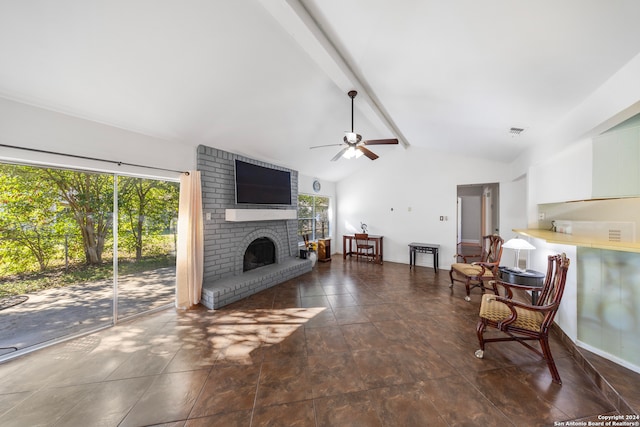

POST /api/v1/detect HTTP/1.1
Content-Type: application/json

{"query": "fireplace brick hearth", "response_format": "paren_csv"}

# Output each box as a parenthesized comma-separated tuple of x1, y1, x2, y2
(197, 145, 311, 309)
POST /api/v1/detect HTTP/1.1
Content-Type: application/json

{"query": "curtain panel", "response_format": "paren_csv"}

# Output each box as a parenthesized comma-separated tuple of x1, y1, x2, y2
(175, 171, 204, 309)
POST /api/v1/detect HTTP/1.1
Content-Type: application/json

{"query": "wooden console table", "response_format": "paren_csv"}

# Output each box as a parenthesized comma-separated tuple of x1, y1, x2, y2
(408, 242, 440, 272)
(343, 234, 384, 264)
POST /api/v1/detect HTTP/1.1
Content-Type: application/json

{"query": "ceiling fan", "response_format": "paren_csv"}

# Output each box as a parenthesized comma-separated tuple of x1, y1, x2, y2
(310, 90, 398, 161)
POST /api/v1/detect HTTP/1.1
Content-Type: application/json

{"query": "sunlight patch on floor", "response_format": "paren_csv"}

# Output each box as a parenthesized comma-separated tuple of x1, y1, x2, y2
(210, 307, 327, 364)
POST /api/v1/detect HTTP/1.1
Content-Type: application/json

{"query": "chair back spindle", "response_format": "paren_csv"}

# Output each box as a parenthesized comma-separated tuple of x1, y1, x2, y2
(354, 233, 374, 261)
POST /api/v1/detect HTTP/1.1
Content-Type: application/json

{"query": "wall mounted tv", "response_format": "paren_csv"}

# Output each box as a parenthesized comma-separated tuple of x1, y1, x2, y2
(235, 160, 292, 205)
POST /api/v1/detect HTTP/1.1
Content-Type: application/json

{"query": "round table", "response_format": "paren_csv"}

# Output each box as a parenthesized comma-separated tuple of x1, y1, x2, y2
(498, 266, 545, 304)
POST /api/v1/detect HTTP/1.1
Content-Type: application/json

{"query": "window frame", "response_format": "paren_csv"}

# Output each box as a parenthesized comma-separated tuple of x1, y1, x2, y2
(297, 193, 330, 242)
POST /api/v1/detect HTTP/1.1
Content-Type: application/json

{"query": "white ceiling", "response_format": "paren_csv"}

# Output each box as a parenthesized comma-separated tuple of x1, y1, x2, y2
(1, 0, 640, 181)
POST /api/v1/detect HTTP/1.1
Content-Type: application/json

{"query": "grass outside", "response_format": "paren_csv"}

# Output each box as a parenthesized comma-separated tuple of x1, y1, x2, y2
(0, 255, 176, 297)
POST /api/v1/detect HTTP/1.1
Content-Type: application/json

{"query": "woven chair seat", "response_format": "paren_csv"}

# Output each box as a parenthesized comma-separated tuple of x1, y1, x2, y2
(479, 293, 544, 332)
(451, 263, 495, 278)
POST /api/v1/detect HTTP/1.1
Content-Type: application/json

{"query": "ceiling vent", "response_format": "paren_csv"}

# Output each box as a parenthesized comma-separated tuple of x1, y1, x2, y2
(509, 127, 525, 136)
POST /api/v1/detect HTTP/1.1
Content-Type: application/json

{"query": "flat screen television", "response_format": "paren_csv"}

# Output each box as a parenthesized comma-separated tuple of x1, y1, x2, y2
(235, 160, 292, 205)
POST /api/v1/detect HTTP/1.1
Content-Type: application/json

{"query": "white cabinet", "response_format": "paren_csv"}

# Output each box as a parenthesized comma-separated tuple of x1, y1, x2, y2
(592, 126, 640, 198)
(532, 139, 592, 204)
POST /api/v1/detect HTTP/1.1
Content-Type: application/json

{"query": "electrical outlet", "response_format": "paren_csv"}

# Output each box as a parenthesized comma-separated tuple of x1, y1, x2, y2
(538, 212, 545, 220)
(205, 212, 211, 220)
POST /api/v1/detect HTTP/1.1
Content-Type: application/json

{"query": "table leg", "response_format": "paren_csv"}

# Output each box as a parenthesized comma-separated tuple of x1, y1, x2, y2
(343, 236, 347, 260)
(375, 239, 380, 263)
(434, 250, 438, 273)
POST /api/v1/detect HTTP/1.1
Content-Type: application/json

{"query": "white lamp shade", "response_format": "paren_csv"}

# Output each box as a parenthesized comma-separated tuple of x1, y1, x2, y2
(503, 238, 535, 271)
(502, 238, 536, 251)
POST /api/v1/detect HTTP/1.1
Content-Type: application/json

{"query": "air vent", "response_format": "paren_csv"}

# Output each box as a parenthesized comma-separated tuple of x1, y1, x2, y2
(553, 220, 634, 242)
(509, 127, 525, 136)
(608, 229, 622, 242)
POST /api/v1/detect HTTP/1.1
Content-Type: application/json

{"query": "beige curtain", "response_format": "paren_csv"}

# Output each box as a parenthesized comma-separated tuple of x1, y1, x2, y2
(175, 171, 204, 309)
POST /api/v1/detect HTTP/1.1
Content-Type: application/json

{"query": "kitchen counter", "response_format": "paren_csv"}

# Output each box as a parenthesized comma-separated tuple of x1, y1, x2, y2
(514, 228, 640, 253)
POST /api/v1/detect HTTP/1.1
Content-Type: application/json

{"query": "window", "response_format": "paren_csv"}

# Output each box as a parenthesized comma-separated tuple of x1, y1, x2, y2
(297, 194, 330, 242)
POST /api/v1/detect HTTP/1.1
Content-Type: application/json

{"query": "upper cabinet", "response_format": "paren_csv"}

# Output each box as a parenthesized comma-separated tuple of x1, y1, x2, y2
(592, 126, 640, 198)
(532, 139, 593, 204)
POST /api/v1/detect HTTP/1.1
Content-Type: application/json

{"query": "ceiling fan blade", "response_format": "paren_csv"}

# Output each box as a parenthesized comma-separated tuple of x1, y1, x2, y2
(363, 138, 399, 145)
(310, 143, 344, 149)
(357, 146, 379, 160)
(331, 147, 349, 161)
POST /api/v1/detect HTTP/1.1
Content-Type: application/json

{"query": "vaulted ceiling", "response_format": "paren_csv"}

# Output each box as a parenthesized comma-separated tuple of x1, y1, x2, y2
(2, 1, 640, 181)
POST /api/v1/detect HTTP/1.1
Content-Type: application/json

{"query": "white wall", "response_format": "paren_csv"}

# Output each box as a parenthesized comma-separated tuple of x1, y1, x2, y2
(499, 174, 528, 241)
(460, 195, 481, 243)
(335, 146, 514, 270)
(0, 97, 195, 179)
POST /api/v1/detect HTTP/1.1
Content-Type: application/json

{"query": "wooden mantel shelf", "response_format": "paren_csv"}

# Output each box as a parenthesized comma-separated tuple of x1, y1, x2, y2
(514, 229, 640, 253)
(225, 208, 296, 222)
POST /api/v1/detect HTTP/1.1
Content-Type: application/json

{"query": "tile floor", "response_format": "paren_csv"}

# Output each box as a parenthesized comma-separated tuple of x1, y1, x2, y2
(0, 258, 630, 426)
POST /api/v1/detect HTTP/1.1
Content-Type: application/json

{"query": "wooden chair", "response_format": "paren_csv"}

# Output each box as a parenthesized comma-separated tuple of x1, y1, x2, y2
(475, 253, 570, 384)
(449, 234, 504, 301)
(454, 242, 482, 263)
(354, 233, 374, 261)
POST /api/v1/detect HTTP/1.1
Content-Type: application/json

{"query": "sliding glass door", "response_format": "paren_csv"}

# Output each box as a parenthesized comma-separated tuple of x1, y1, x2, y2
(0, 163, 178, 358)
(116, 176, 178, 320)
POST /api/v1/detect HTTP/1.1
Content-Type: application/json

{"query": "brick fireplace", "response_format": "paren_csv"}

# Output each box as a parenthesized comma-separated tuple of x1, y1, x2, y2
(197, 145, 311, 309)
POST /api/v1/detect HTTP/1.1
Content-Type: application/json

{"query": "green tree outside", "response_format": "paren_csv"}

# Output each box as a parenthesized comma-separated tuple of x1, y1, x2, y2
(297, 194, 330, 241)
(118, 176, 179, 261)
(0, 165, 68, 272)
(1, 163, 179, 297)
(44, 168, 114, 265)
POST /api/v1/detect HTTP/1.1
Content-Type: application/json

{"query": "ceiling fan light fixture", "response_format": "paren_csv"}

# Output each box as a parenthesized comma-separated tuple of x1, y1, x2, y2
(343, 146, 361, 159)
(309, 90, 398, 162)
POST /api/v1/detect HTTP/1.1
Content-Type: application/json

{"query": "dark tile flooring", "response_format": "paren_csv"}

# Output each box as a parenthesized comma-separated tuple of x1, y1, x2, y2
(0, 258, 632, 426)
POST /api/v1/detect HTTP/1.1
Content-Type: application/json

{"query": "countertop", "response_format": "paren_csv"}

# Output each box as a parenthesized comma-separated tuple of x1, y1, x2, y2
(514, 229, 640, 253)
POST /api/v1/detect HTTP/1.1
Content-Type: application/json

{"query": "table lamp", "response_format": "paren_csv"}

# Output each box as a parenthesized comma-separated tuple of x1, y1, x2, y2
(502, 237, 536, 272)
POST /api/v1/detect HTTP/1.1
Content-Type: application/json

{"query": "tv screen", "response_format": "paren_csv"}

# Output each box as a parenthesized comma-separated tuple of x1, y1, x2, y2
(235, 160, 292, 205)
